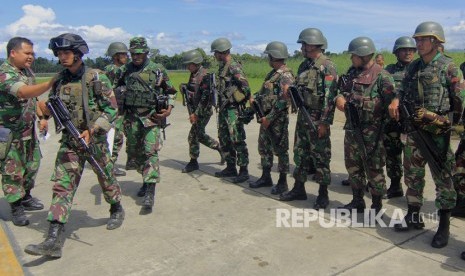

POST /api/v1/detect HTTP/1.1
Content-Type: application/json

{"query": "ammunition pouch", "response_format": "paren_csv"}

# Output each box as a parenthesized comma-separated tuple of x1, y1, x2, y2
(114, 85, 126, 114)
(0, 128, 12, 160)
(302, 90, 323, 110)
(124, 89, 157, 108)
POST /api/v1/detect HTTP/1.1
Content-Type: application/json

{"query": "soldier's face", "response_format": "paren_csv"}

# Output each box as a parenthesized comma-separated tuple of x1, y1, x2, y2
(114, 53, 128, 66)
(301, 43, 319, 58)
(350, 54, 362, 68)
(131, 52, 148, 66)
(414, 36, 434, 57)
(396, 48, 416, 64)
(10, 42, 35, 69)
(57, 50, 76, 67)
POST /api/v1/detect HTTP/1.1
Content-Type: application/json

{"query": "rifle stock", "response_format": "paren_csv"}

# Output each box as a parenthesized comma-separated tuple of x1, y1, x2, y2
(180, 84, 194, 115)
(288, 86, 317, 132)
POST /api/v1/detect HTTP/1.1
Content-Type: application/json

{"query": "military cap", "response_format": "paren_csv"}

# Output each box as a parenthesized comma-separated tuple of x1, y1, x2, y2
(129, 37, 149, 54)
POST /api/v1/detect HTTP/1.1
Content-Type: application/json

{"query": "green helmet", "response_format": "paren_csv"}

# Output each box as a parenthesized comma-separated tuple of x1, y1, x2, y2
(392, 36, 416, 53)
(210, 37, 232, 52)
(263, 41, 289, 59)
(321, 36, 328, 50)
(348, 37, 376, 56)
(182, 49, 203, 64)
(297, 28, 326, 46)
(106, 42, 128, 57)
(413, 21, 445, 43)
(49, 33, 89, 57)
(129, 37, 149, 54)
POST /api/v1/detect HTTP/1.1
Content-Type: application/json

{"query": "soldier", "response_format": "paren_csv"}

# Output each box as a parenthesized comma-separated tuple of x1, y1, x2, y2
(375, 53, 385, 68)
(383, 36, 417, 198)
(211, 38, 251, 183)
(389, 22, 465, 248)
(0, 37, 56, 226)
(248, 41, 294, 195)
(115, 37, 176, 211)
(180, 49, 224, 173)
(24, 33, 124, 258)
(104, 42, 129, 176)
(279, 28, 338, 210)
(336, 37, 395, 215)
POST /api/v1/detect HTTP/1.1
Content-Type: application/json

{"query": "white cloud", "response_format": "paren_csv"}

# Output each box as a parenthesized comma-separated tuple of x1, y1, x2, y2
(445, 20, 465, 50)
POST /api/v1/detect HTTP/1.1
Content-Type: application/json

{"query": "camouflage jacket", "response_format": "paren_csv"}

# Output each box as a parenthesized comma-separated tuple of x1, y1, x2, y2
(186, 66, 213, 117)
(217, 59, 251, 108)
(255, 64, 294, 123)
(104, 63, 124, 88)
(0, 61, 37, 140)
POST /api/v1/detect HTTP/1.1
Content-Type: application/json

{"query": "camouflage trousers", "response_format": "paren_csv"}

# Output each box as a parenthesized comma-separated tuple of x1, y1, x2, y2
(1, 137, 40, 203)
(403, 134, 456, 209)
(454, 138, 465, 198)
(47, 134, 121, 223)
(124, 116, 162, 184)
(257, 114, 289, 173)
(344, 123, 386, 196)
(293, 112, 331, 185)
(110, 113, 125, 164)
(218, 107, 249, 167)
(383, 121, 403, 180)
(188, 114, 219, 159)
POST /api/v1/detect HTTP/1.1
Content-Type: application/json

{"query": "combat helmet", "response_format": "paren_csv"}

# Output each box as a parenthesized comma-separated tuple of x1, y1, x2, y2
(413, 21, 445, 43)
(263, 41, 289, 59)
(297, 28, 326, 47)
(107, 42, 128, 57)
(182, 49, 203, 64)
(49, 33, 89, 57)
(210, 38, 232, 53)
(392, 36, 416, 53)
(348, 37, 376, 56)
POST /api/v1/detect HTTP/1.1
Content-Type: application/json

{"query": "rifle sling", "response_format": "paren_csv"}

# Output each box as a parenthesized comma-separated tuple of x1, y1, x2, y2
(82, 68, 91, 132)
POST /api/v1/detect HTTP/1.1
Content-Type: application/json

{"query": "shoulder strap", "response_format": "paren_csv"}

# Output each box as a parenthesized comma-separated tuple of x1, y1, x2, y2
(82, 67, 92, 131)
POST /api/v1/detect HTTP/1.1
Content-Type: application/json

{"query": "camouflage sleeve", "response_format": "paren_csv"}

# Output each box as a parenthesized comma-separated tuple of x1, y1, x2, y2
(266, 71, 294, 122)
(113, 65, 126, 88)
(446, 62, 465, 111)
(159, 66, 177, 107)
(93, 72, 117, 132)
(378, 71, 396, 113)
(230, 62, 251, 99)
(196, 74, 211, 115)
(0, 68, 25, 98)
(319, 61, 338, 125)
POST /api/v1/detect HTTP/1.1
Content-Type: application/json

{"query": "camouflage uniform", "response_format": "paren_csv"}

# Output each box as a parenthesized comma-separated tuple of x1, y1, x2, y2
(185, 66, 220, 159)
(0, 61, 41, 204)
(47, 66, 121, 223)
(104, 63, 125, 165)
(400, 52, 465, 210)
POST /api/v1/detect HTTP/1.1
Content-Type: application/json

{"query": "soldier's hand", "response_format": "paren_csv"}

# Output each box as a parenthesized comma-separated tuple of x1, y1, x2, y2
(38, 119, 48, 134)
(389, 98, 400, 121)
(79, 129, 94, 145)
(260, 117, 270, 129)
(335, 96, 346, 112)
(189, 113, 198, 124)
(318, 123, 329, 138)
(154, 105, 173, 119)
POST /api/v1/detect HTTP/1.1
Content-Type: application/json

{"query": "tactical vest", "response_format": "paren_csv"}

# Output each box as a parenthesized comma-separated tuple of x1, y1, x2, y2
(403, 55, 451, 114)
(124, 62, 162, 108)
(187, 67, 208, 108)
(259, 66, 292, 113)
(350, 64, 384, 122)
(295, 56, 328, 110)
(385, 63, 407, 87)
(56, 68, 102, 130)
(217, 60, 244, 107)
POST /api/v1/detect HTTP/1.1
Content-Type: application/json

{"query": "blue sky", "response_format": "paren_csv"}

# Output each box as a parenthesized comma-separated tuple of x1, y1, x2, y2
(1, 0, 464, 59)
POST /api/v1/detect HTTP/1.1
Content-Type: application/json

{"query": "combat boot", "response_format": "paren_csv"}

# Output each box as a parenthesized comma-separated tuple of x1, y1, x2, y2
(249, 168, 272, 188)
(182, 159, 199, 173)
(142, 183, 156, 211)
(21, 191, 44, 211)
(385, 177, 403, 199)
(371, 195, 383, 217)
(271, 173, 288, 195)
(106, 202, 125, 230)
(313, 185, 329, 210)
(431, 209, 451, 248)
(10, 201, 29, 226)
(341, 179, 350, 186)
(137, 183, 148, 197)
(279, 181, 307, 201)
(394, 205, 425, 231)
(232, 166, 249, 183)
(113, 167, 127, 177)
(125, 159, 138, 170)
(214, 163, 237, 178)
(451, 196, 465, 218)
(338, 189, 366, 213)
(24, 221, 64, 258)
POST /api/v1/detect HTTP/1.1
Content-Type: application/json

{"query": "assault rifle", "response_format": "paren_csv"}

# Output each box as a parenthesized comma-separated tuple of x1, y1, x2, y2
(344, 100, 369, 174)
(180, 84, 195, 115)
(156, 95, 171, 140)
(399, 100, 446, 177)
(252, 97, 279, 144)
(288, 86, 317, 132)
(47, 95, 109, 180)
(210, 73, 219, 112)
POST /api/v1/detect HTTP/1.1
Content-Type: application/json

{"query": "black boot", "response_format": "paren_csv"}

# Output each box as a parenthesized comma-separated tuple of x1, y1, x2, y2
(24, 221, 64, 258)
(10, 201, 29, 226)
(341, 179, 350, 186)
(113, 167, 127, 177)
(214, 163, 237, 178)
(451, 196, 465, 218)
(249, 168, 272, 188)
(279, 181, 307, 201)
(313, 185, 329, 210)
(182, 159, 199, 173)
(125, 159, 138, 170)
(232, 166, 249, 183)
(371, 195, 383, 215)
(271, 173, 288, 195)
(338, 189, 366, 213)
(386, 177, 403, 199)
(461, 251, 465, 261)
(107, 202, 125, 230)
(137, 183, 148, 197)
(394, 205, 425, 231)
(21, 191, 44, 211)
(142, 184, 156, 211)
(431, 209, 451, 248)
